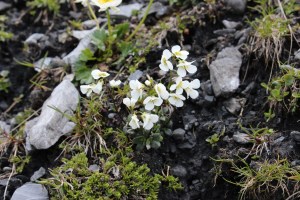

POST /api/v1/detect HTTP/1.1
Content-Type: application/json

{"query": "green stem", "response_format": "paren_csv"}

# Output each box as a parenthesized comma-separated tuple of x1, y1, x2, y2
(106, 9, 112, 36)
(125, 0, 154, 42)
(87, 2, 99, 29)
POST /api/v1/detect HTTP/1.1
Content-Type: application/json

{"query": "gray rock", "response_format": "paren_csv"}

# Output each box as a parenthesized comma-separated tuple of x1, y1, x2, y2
(233, 132, 251, 144)
(63, 28, 97, 72)
(213, 29, 236, 35)
(89, 164, 100, 172)
(209, 47, 242, 97)
(11, 183, 49, 200)
(224, 0, 247, 14)
(294, 50, 300, 61)
(30, 167, 46, 182)
(223, 98, 246, 115)
(291, 131, 300, 143)
(25, 33, 49, 45)
(172, 128, 186, 141)
(25, 80, 79, 150)
(171, 165, 187, 178)
(140, 2, 170, 18)
(128, 70, 143, 81)
(110, 3, 143, 18)
(0, 1, 11, 11)
(33, 57, 52, 72)
(201, 80, 213, 95)
(72, 29, 95, 40)
(0, 121, 10, 133)
(222, 20, 240, 29)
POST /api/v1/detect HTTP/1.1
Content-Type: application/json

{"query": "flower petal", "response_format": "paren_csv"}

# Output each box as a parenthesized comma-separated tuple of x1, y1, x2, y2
(171, 45, 181, 53)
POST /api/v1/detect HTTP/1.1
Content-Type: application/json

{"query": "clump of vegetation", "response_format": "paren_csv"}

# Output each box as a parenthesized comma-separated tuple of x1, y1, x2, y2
(41, 152, 182, 200)
(249, 0, 299, 67)
(0, 16, 13, 42)
(225, 158, 300, 200)
(26, 0, 67, 15)
(261, 65, 300, 118)
(0, 70, 11, 92)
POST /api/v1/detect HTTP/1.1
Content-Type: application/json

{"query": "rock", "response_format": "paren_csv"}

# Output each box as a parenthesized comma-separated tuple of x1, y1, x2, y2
(172, 128, 186, 141)
(72, 29, 95, 40)
(177, 132, 196, 150)
(63, 28, 97, 72)
(213, 29, 236, 35)
(222, 20, 241, 29)
(291, 131, 300, 143)
(25, 80, 79, 150)
(209, 47, 242, 97)
(0, 121, 10, 133)
(11, 183, 49, 200)
(25, 33, 49, 45)
(224, 0, 247, 14)
(128, 70, 143, 81)
(201, 80, 213, 95)
(30, 167, 46, 182)
(89, 164, 100, 172)
(0, 1, 11, 11)
(110, 3, 143, 18)
(141, 2, 171, 18)
(233, 132, 251, 144)
(171, 165, 187, 178)
(294, 50, 300, 61)
(223, 98, 246, 115)
(33, 57, 66, 72)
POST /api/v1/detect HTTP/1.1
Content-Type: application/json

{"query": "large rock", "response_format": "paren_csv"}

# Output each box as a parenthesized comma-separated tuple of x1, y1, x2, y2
(209, 47, 242, 97)
(224, 0, 247, 14)
(25, 80, 79, 150)
(11, 183, 49, 200)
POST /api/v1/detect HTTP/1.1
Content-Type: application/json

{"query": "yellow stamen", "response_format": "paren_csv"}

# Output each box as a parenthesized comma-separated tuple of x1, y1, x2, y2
(98, 0, 113, 3)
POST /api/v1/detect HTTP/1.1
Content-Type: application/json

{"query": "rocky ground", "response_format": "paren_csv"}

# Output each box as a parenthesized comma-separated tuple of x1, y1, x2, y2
(0, 0, 300, 199)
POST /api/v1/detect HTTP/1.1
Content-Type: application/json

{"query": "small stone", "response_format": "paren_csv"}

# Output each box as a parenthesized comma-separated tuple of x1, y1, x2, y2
(11, 183, 49, 200)
(3, 166, 12, 172)
(222, 20, 241, 29)
(89, 164, 100, 172)
(110, 3, 143, 18)
(224, 0, 247, 14)
(0, 121, 10, 133)
(140, 2, 171, 18)
(223, 98, 246, 115)
(30, 167, 46, 182)
(233, 132, 251, 144)
(25, 33, 49, 45)
(209, 47, 242, 97)
(294, 50, 300, 61)
(0, 1, 11, 12)
(213, 29, 236, 35)
(171, 165, 187, 178)
(128, 70, 143, 81)
(172, 128, 186, 141)
(291, 131, 300, 143)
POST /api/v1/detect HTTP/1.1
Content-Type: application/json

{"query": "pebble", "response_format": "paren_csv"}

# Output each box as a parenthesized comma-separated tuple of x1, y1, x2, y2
(172, 128, 186, 141)
(171, 165, 187, 178)
(233, 132, 251, 144)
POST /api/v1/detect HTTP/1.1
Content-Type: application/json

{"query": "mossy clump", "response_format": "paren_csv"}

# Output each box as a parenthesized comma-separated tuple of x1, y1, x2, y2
(41, 152, 182, 200)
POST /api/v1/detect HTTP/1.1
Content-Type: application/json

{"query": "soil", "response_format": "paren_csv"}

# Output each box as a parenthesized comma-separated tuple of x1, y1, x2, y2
(0, 0, 300, 200)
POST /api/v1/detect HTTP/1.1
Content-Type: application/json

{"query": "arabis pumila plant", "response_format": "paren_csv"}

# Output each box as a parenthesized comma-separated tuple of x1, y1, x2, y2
(121, 45, 200, 149)
(80, 69, 110, 97)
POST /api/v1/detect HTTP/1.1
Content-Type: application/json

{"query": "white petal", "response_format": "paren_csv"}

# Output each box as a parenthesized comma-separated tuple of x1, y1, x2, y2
(168, 97, 177, 106)
(159, 63, 169, 72)
(123, 98, 130, 107)
(189, 89, 199, 99)
(163, 49, 172, 59)
(177, 67, 186, 77)
(182, 81, 189, 89)
(191, 79, 201, 89)
(186, 64, 197, 74)
(167, 61, 173, 70)
(150, 114, 159, 123)
(92, 82, 103, 94)
(179, 51, 189, 60)
(170, 84, 176, 91)
(144, 122, 153, 130)
(175, 88, 183, 94)
(80, 85, 91, 94)
(171, 45, 181, 53)
(154, 98, 163, 106)
(91, 69, 101, 80)
(131, 90, 141, 100)
(175, 100, 184, 107)
(145, 102, 154, 111)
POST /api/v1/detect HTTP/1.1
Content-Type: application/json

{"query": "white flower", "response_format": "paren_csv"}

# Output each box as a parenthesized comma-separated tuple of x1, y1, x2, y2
(75, 0, 89, 6)
(90, 0, 122, 11)
(159, 49, 173, 72)
(168, 93, 186, 107)
(109, 80, 121, 87)
(129, 114, 140, 129)
(123, 97, 137, 109)
(130, 80, 144, 100)
(91, 69, 110, 80)
(142, 113, 159, 130)
(143, 96, 163, 111)
(170, 77, 189, 94)
(154, 83, 169, 100)
(171, 45, 189, 60)
(145, 80, 151, 86)
(184, 79, 201, 99)
(80, 81, 103, 97)
(177, 60, 197, 77)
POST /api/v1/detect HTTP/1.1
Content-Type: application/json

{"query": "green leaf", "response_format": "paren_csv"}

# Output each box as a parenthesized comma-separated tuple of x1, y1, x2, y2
(79, 48, 96, 62)
(271, 89, 281, 98)
(292, 92, 300, 98)
(74, 63, 94, 84)
(113, 22, 130, 39)
(283, 74, 294, 86)
(151, 141, 161, 149)
(114, 41, 134, 64)
(92, 29, 107, 51)
(261, 82, 269, 90)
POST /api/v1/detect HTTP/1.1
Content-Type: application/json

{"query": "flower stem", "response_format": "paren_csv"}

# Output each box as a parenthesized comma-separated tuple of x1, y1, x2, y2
(125, 0, 154, 42)
(106, 9, 112, 36)
(87, 2, 99, 29)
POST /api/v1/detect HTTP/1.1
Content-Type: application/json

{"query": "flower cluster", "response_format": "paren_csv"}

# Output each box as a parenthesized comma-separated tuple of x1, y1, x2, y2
(123, 45, 200, 131)
(75, 0, 122, 11)
(80, 69, 110, 97)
